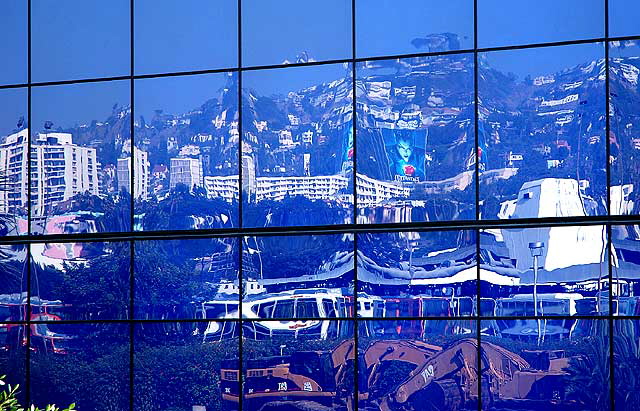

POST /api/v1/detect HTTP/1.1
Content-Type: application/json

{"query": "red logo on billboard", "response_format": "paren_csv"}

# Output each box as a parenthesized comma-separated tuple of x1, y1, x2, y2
(404, 165, 415, 176)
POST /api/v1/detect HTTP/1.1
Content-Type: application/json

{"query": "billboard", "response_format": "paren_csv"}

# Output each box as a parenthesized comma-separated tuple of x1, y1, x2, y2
(381, 128, 427, 182)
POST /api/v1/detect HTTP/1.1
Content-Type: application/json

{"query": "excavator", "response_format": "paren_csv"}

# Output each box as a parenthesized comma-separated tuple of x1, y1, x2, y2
(222, 338, 581, 411)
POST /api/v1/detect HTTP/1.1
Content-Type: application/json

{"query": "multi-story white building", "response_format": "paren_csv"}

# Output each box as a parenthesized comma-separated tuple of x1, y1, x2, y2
(170, 157, 203, 191)
(117, 146, 150, 200)
(254, 174, 350, 202)
(0, 129, 100, 215)
(204, 175, 239, 203)
(356, 173, 411, 207)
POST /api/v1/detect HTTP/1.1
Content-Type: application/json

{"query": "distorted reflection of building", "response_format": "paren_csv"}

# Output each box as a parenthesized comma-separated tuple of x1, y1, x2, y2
(169, 157, 203, 190)
(117, 146, 149, 200)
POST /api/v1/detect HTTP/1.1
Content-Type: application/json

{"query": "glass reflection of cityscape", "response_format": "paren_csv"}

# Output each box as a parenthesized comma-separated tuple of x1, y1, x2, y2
(1, 2, 640, 411)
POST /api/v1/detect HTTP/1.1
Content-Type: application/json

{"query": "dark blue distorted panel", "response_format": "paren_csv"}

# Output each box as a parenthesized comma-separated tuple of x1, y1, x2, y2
(356, 54, 476, 224)
(0, 88, 28, 237)
(609, 0, 640, 37)
(134, 72, 239, 231)
(614, 319, 640, 411)
(611, 225, 640, 315)
(32, 0, 130, 82)
(242, 63, 354, 228)
(610, 40, 640, 216)
(0, 1, 27, 86)
(478, 43, 607, 220)
(134, 0, 238, 75)
(357, 230, 477, 317)
(480, 225, 609, 317)
(30, 80, 132, 235)
(481, 318, 610, 411)
(242, 233, 354, 320)
(356, 0, 474, 59)
(478, 0, 604, 48)
(242, 0, 351, 68)
(30, 241, 131, 321)
(134, 321, 240, 411)
(29, 323, 131, 411)
(134, 237, 239, 320)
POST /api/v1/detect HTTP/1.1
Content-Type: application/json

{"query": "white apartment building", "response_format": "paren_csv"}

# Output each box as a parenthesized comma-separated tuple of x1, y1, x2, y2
(356, 173, 411, 207)
(170, 157, 203, 191)
(204, 175, 239, 203)
(254, 174, 349, 202)
(117, 146, 150, 200)
(0, 129, 100, 215)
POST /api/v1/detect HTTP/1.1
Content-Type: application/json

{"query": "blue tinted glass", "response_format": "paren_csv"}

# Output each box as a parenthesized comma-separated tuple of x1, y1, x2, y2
(359, 319, 477, 409)
(243, 234, 354, 320)
(29, 323, 130, 410)
(478, 0, 604, 48)
(30, 81, 131, 234)
(610, 0, 640, 37)
(30, 241, 131, 320)
(356, 55, 475, 223)
(242, 0, 351, 67)
(612, 225, 640, 315)
(243, 320, 354, 410)
(134, 0, 238, 75)
(134, 73, 239, 231)
(0, 2, 27, 86)
(614, 319, 640, 410)
(480, 226, 609, 316)
(134, 238, 239, 320)
(356, 0, 473, 59)
(32, 0, 130, 82)
(481, 319, 610, 410)
(479, 43, 606, 220)
(134, 321, 240, 411)
(358, 230, 477, 317)
(242, 63, 353, 228)
(0, 88, 28, 236)
(610, 41, 640, 215)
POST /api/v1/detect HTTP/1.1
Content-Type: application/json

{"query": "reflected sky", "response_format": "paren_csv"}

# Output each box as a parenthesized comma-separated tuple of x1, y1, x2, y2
(0, 1, 27, 86)
(609, 0, 640, 37)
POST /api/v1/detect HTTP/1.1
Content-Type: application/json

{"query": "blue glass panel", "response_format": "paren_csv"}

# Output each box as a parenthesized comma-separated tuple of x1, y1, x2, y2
(30, 80, 132, 234)
(134, 0, 238, 75)
(242, 320, 354, 411)
(481, 319, 610, 411)
(478, 0, 604, 48)
(358, 230, 477, 317)
(610, 41, 640, 215)
(242, 0, 351, 67)
(134, 321, 240, 411)
(614, 319, 640, 410)
(30, 241, 130, 320)
(612, 225, 640, 315)
(609, 0, 640, 37)
(32, 0, 130, 82)
(0, 1, 27, 86)
(479, 43, 606, 220)
(134, 73, 239, 231)
(134, 237, 239, 320)
(480, 226, 609, 316)
(356, 0, 473, 59)
(29, 323, 131, 411)
(0, 88, 28, 236)
(358, 319, 477, 410)
(242, 234, 354, 320)
(242, 63, 353, 228)
(356, 55, 475, 223)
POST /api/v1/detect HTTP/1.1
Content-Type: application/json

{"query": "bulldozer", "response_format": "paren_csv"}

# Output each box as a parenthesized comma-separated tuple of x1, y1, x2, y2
(221, 338, 582, 411)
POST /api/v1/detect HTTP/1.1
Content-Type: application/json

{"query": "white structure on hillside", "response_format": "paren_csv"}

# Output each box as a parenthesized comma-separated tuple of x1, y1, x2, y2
(117, 146, 149, 200)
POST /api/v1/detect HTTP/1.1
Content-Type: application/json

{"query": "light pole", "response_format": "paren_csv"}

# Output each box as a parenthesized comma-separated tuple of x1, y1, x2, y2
(529, 242, 545, 346)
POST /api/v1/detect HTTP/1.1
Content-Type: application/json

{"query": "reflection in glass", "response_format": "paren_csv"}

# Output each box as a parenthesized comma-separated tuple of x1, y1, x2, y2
(612, 225, 640, 315)
(479, 44, 606, 220)
(134, 0, 237, 75)
(30, 81, 131, 234)
(0, 1, 27, 86)
(614, 319, 640, 411)
(242, 64, 353, 227)
(609, 0, 640, 37)
(358, 230, 477, 317)
(481, 319, 610, 411)
(356, 0, 473, 59)
(0, 88, 28, 236)
(356, 55, 475, 223)
(29, 323, 130, 411)
(358, 319, 477, 410)
(242, 320, 354, 411)
(242, 0, 351, 67)
(242, 234, 354, 320)
(610, 41, 640, 215)
(480, 226, 609, 316)
(30, 241, 130, 321)
(134, 321, 240, 411)
(135, 238, 239, 320)
(478, 0, 603, 48)
(134, 73, 239, 231)
(32, 0, 130, 82)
